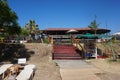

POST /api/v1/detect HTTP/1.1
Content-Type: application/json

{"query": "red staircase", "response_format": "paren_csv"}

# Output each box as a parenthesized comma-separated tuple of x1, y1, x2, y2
(53, 45, 82, 60)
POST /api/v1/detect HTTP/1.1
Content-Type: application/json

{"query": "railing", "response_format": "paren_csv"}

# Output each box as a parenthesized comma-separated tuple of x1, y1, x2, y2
(72, 38, 86, 58)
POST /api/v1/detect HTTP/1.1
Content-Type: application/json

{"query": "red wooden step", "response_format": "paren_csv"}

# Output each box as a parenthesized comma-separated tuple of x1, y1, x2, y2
(54, 53, 80, 57)
(53, 45, 81, 60)
(53, 56, 81, 60)
(54, 51, 77, 54)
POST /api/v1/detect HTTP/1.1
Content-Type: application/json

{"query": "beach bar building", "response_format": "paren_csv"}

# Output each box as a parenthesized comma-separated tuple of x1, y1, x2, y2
(43, 27, 111, 60)
(43, 28, 110, 43)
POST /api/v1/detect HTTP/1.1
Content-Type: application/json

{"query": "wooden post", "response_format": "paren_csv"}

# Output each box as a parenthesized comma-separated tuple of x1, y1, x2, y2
(110, 42, 116, 61)
(95, 47, 97, 59)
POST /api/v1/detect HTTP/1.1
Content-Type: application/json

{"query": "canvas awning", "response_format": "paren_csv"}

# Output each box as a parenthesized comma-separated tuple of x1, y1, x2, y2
(98, 34, 113, 39)
(76, 33, 99, 39)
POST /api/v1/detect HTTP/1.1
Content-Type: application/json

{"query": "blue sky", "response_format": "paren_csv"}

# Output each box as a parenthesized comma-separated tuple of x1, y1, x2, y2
(8, 0, 120, 33)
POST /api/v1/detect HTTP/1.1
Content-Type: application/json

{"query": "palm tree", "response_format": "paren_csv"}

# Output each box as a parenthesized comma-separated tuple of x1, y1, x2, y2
(24, 20, 39, 41)
(88, 16, 99, 35)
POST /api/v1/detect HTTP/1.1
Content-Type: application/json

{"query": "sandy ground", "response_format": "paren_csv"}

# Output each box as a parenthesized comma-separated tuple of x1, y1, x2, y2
(25, 43, 120, 80)
(25, 43, 61, 80)
(88, 59, 120, 80)
(27, 55, 61, 80)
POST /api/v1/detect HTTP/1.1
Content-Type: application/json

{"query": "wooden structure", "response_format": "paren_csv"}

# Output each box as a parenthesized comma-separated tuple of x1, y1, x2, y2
(43, 28, 110, 35)
(42, 28, 110, 43)
(43, 28, 110, 59)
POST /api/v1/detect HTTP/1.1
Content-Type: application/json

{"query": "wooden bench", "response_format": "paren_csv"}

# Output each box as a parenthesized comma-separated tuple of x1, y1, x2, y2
(0, 64, 13, 79)
(15, 69, 34, 80)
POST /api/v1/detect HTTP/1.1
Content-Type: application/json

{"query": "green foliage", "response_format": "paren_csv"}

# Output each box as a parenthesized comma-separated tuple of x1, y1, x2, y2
(88, 20, 99, 29)
(21, 28, 30, 36)
(43, 38, 49, 44)
(112, 36, 117, 43)
(0, 0, 21, 35)
(88, 15, 99, 35)
(5, 25, 21, 35)
(24, 20, 39, 34)
(0, 44, 31, 62)
(24, 20, 39, 40)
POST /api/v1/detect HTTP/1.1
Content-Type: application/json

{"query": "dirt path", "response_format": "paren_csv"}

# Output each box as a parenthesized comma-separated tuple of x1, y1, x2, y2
(55, 60, 102, 80)
(25, 43, 61, 80)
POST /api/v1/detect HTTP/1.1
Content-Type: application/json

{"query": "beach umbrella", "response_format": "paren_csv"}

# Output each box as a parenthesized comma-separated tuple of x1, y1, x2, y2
(67, 29, 78, 33)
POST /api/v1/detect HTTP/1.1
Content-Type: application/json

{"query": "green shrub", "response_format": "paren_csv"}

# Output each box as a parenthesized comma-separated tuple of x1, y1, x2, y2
(43, 38, 49, 44)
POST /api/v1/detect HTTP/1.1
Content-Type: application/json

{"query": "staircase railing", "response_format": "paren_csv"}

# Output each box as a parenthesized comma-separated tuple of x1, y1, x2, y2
(72, 38, 86, 58)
